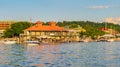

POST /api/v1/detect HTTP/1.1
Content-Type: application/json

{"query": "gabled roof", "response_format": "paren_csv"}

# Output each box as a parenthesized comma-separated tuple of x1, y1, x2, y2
(24, 21, 67, 32)
(25, 25, 67, 31)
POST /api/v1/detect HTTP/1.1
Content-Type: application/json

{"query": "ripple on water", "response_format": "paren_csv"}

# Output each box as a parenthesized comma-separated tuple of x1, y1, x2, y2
(0, 42, 120, 67)
(52, 52, 67, 55)
(30, 66, 37, 67)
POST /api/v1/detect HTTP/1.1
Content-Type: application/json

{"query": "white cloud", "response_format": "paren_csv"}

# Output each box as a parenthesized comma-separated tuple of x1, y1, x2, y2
(88, 6, 110, 9)
(105, 17, 120, 24)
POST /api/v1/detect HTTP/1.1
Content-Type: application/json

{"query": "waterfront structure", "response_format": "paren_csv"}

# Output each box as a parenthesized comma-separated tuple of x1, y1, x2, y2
(68, 27, 86, 42)
(20, 21, 81, 43)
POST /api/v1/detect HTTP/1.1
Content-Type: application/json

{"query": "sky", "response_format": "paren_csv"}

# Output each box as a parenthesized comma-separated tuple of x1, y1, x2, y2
(0, 0, 120, 23)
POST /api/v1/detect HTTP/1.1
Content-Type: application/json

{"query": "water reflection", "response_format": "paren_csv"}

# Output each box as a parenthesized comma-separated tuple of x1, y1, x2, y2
(0, 44, 27, 67)
(0, 42, 120, 67)
(104, 42, 120, 67)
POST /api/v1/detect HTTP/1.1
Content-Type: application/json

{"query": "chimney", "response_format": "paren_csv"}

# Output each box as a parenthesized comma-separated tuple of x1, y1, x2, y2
(49, 21, 56, 26)
(36, 21, 43, 26)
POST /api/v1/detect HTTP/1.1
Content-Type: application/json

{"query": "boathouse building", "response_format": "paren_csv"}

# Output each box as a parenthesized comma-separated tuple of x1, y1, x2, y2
(20, 21, 80, 43)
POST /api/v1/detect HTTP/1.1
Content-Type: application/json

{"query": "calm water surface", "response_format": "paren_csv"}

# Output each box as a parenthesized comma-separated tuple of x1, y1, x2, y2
(0, 42, 120, 67)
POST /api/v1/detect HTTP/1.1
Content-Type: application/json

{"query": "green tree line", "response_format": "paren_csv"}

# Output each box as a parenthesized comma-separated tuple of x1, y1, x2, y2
(3, 21, 120, 39)
(56, 21, 120, 39)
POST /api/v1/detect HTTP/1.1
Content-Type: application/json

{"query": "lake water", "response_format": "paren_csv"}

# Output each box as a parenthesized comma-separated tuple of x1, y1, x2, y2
(0, 42, 120, 67)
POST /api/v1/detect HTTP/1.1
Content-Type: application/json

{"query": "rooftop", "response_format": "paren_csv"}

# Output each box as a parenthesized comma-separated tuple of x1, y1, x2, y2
(24, 21, 67, 32)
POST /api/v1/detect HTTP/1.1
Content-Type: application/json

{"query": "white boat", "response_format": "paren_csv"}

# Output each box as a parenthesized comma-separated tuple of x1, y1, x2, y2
(97, 39, 108, 42)
(3, 40, 17, 44)
(79, 39, 89, 42)
(97, 38, 115, 42)
(107, 39, 114, 42)
(26, 41, 39, 46)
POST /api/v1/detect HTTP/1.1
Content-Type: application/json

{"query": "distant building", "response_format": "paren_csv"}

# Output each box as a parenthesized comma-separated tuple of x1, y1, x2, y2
(0, 21, 15, 37)
(0, 21, 15, 30)
(98, 28, 118, 35)
(98, 28, 108, 31)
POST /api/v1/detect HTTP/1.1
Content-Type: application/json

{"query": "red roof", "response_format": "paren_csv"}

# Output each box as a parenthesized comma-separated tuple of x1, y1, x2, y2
(98, 28, 108, 31)
(24, 21, 67, 31)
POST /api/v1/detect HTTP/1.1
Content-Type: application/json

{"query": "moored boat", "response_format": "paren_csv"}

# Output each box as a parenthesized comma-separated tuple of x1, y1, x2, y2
(97, 38, 115, 42)
(3, 40, 17, 44)
(26, 41, 40, 46)
(107, 39, 115, 42)
(97, 39, 108, 42)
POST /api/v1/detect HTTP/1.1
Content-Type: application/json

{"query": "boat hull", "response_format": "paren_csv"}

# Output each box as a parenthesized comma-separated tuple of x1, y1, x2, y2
(26, 41, 39, 46)
(3, 41, 16, 44)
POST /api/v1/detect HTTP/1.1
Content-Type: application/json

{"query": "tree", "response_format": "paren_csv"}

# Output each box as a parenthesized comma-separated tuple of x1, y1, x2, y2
(69, 24, 78, 29)
(4, 28, 14, 38)
(4, 21, 32, 37)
